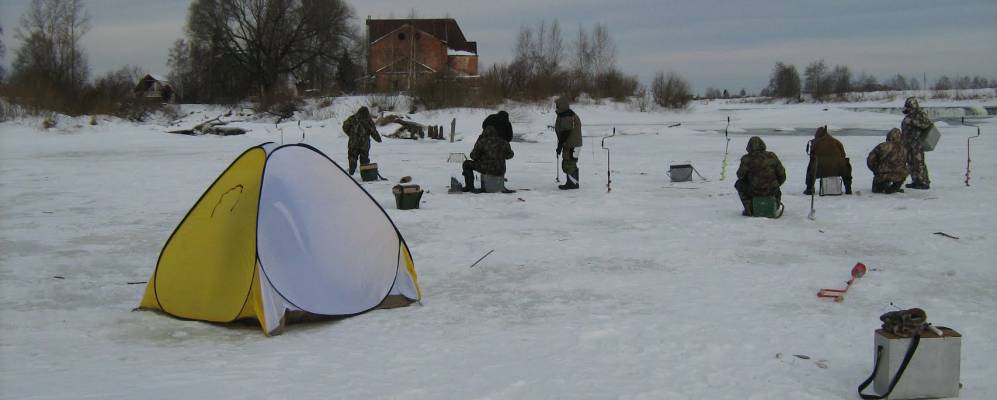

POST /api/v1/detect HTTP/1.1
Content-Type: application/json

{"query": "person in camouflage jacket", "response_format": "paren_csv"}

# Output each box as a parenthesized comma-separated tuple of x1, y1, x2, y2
(554, 97, 583, 190)
(462, 125, 514, 192)
(866, 128, 908, 194)
(342, 106, 382, 175)
(735, 136, 787, 216)
(901, 97, 932, 189)
(804, 126, 853, 195)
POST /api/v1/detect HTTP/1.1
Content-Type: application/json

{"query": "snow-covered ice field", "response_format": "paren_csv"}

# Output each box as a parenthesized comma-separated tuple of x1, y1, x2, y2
(1, 97, 995, 399)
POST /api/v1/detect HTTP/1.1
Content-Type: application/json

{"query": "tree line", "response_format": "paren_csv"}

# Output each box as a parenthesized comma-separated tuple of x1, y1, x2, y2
(1, 0, 995, 117)
(760, 59, 997, 102)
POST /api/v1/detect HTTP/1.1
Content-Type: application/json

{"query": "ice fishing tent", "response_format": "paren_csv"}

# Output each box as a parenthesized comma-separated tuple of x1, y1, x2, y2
(139, 143, 421, 335)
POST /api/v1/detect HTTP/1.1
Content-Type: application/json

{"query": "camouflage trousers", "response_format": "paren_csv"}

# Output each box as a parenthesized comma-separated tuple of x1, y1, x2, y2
(347, 147, 370, 175)
(904, 141, 930, 185)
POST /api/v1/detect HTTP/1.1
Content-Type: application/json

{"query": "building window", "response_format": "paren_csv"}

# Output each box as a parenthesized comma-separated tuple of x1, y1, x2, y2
(398, 33, 406, 40)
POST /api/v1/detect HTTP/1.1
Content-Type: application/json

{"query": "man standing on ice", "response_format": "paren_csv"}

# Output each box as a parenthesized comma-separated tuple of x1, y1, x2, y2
(901, 97, 932, 189)
(341, 106, 382, 175)
(554, 97, 582, 190)
(804, 126, 853, 195)
(735, 136, 786, 216)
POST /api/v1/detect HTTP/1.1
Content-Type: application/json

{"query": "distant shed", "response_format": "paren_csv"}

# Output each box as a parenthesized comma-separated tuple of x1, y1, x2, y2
(134, 74, 174, 103)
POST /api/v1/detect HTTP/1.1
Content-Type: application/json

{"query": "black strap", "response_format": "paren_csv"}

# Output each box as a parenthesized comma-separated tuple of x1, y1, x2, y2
(858, 333, 921, 399)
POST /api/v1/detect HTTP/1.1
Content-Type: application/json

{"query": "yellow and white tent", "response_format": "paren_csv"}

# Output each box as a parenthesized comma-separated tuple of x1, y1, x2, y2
(139, 143, 421, 335)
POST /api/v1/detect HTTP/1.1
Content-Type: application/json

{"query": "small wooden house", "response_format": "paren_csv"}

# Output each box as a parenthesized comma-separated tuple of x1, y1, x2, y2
(134, 74, 175, 103)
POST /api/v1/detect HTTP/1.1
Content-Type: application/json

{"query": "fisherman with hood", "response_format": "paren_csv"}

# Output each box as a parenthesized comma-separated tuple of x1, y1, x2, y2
(804, 126, 853, 195)
(900, 97, 933, 189)
(483, 110, 514, 142)
(461, 123, 515, 193)
(735, 136, 787, 216)
(554, 97, 583, 190)
(341, 106, 382, 175)
(866, 128, 908, 194)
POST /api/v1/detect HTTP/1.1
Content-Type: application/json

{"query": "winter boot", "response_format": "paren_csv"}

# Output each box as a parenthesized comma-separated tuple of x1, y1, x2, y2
(348, 159, 358, 175)
(559, 170, 579, 190)
(803, 186, 815, 196)
(891, 181, 905, 193)
(462, 171, 475, 193)
(844, 178, 853, 195)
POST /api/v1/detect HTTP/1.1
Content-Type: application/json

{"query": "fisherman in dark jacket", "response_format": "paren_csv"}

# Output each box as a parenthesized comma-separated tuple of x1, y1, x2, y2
(462, 126, 514, 192)
(735, 136, 787, 216)
(483, 110, 514, 142)
(804, 126, 853, 195)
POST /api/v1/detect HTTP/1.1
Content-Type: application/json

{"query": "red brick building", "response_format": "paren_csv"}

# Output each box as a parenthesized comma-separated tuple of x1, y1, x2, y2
(366, 18, 479, 92)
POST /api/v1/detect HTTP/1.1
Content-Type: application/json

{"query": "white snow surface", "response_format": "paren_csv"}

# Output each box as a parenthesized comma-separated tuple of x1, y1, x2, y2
(1, 97, 996, 399)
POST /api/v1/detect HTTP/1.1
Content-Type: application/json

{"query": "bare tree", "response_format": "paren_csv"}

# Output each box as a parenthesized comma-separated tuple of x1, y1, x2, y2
(932, 76, 952, 91)
(829, 65, 851, 96)
(652, 70, 692, 109)
(589, 24, 616, 76)
(186, 0, 355, 98)
(12, 0, 90, 92)
(804, 59, 830, 100)
(767, 62, 800, 100)
(572, 25, 592, 79)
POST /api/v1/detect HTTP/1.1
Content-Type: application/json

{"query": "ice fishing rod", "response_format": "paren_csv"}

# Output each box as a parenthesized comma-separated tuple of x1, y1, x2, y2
(808, 157, 818, 221)
(720, 116, 731, 180)
(602, 127, 616, 193)
(964, 117, 981, 187)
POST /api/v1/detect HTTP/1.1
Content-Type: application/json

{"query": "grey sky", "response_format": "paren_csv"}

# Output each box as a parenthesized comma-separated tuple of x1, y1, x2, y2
(1, 0, 995, 93)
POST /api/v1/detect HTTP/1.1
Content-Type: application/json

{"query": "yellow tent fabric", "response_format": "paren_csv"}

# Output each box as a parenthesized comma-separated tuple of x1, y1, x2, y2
(139, 143, 421, 335)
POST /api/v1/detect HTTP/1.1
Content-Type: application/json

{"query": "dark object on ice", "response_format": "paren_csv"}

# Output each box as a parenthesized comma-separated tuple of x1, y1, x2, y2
(880, 308, 927, 338)
(668, 164, 707, 182)
(469, 249, 495, 268)
(392, 184, 423, 210)
(932, 232, 959, 240)
(168, 113, 247, 136)
(794, 354, 811, 360)
(359, 163, 380, 182)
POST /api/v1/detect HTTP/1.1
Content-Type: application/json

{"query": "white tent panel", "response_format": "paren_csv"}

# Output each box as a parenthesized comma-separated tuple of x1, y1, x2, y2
(390, 245, 419, 300)
(257, 146, 401, 315)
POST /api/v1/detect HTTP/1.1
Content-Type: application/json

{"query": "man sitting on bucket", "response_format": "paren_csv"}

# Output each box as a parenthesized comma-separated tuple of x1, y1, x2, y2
(461, 122, 514, 193)
(735, 136, 787, 216)
(804, 126, 853, 195)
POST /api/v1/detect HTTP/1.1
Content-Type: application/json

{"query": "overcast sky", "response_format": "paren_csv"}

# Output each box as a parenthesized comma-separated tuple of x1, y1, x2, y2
(1, 0, 995, 93)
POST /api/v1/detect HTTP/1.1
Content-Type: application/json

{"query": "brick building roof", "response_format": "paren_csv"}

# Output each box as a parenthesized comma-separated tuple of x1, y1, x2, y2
(366, 18, 477, 54)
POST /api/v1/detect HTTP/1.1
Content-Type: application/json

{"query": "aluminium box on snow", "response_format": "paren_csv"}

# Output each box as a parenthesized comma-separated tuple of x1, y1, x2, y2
(873, 327, 961, 399)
